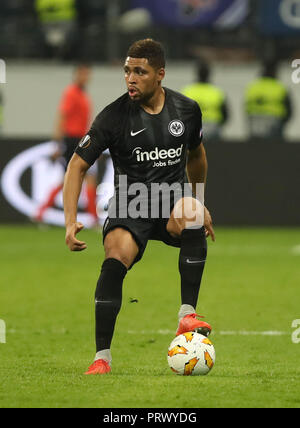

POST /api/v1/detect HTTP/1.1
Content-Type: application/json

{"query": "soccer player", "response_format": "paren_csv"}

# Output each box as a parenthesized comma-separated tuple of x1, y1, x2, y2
(63, 39, 215, 375)
(34, 63, 98, 224)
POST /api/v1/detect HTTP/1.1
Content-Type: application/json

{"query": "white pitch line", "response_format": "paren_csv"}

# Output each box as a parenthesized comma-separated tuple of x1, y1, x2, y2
(219, 330, 288, 336)
(6, 328, 289, 337)
(127, 329, 289, 336)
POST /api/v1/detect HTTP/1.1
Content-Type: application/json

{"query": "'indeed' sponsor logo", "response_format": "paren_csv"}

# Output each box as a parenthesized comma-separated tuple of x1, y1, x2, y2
(133, 145, 183, 162)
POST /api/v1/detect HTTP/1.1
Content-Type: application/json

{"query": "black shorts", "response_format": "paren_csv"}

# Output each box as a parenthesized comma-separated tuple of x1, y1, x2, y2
(102, 183, 194, 269)
(102, 216, 181, 269)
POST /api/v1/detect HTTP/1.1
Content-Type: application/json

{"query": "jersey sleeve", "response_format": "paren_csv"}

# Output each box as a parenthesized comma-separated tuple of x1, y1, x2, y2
(188, 102, 203, 150)
(75, 107, 113, 166)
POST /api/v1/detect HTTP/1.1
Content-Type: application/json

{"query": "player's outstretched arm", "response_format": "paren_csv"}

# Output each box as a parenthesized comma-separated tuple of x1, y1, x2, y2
(63, 154, 90, 251)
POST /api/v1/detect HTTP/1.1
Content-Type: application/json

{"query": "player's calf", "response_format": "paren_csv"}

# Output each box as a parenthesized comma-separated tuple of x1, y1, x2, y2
(177, 224, 211, 336)
(94, 258, 127, 355)
(179, 226, 207, 306)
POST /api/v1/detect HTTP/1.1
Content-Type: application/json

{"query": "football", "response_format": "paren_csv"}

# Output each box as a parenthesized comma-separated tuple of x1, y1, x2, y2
(167, 332, 215, 375)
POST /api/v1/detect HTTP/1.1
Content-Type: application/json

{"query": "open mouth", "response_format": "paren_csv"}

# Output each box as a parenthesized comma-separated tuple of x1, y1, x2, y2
(128, 87, 139, 97)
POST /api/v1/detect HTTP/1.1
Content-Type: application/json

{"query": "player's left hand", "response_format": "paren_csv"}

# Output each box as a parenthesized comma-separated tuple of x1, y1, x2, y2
(204, 206, 215, 242)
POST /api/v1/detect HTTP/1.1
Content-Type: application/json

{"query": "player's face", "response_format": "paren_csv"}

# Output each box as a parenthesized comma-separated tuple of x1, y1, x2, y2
(124, 57, 165, 102)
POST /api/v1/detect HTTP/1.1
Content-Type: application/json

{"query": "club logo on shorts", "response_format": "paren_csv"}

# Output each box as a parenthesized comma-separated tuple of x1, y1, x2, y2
(168, 120, 185, 137)
(79, 135, 91, 149)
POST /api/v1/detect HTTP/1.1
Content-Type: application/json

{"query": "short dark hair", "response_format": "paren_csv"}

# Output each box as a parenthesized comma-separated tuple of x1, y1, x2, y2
(127, 38, 165, 69)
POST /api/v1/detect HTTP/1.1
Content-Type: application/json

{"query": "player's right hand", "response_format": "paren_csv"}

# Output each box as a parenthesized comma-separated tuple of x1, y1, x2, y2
(65, 222, 87, 251)
(204, 206, 215, 242)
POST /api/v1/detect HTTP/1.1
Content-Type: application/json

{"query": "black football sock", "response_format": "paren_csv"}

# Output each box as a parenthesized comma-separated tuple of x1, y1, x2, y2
(95, 258, 127, 353)
(179, 226, 207, 308)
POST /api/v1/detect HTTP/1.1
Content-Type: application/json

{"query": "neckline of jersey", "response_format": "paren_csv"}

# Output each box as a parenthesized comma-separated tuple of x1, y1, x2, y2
(139, 87, 168, 117)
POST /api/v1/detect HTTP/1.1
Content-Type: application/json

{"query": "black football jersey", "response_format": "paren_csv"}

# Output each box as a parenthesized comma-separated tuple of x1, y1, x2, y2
(75, 87, 203, 191)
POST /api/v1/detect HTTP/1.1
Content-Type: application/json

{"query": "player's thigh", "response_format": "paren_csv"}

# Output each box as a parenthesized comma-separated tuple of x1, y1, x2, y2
(167, 197, 204, 237)
(104, 227, 139, 268)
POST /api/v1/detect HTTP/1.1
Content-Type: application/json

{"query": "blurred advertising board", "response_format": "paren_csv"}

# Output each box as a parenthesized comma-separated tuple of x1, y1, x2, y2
(259, 0, 300, 35)
(1, 139, 300, 226)
(0, 139, 111, 228)
(132, 0, 249, 28)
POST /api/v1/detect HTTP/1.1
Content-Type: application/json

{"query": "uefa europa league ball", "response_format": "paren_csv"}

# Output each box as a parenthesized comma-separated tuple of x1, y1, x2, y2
(167, 332, 215, 375)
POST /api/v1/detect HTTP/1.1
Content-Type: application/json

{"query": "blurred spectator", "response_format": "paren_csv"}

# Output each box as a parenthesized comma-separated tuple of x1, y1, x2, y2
(245, 60, 292, 141)
(0, 90, 3, 135)
(0, 0, 40, 58)
(34, 0, 78, 59)
(75, 0, 107, 61)
(182, 59, 229, 142)
(76, 0, 106, 25)
(33, 63, 99, 225)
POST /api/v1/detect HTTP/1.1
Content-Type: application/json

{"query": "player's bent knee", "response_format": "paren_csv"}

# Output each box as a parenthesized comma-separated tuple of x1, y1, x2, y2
(166, 217, 181, 238)
(169, 197, 204, 234)
(181, 197, 204, 226)
(105, 253, 133, 269)
(104, 228, 139, 269)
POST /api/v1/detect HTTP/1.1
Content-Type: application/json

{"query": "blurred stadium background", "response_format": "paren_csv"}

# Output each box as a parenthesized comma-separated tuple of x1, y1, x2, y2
(1, 0, 300, 409)
(0, 0, 300, 227)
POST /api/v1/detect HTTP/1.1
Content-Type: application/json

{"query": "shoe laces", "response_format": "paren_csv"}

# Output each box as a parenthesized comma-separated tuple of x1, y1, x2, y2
(188, 313, 205, 319)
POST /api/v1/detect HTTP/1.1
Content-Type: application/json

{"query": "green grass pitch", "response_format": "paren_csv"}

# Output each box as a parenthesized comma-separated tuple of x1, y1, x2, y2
(0, 225, 300, 408)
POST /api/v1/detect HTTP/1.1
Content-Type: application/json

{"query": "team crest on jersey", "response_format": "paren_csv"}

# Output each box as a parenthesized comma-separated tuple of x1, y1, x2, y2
(168, 120, 185, 137)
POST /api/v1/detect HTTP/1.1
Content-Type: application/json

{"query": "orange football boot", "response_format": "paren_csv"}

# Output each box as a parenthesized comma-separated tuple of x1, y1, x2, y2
(176, 313, 212, 337)
(84, 359, 111, 375)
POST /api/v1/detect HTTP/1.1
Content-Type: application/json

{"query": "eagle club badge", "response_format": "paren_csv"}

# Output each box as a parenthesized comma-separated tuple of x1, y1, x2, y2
(168, 120, 185, 137)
